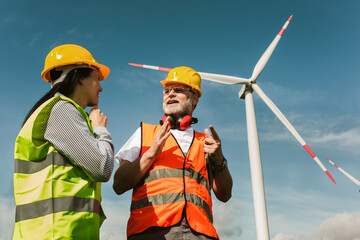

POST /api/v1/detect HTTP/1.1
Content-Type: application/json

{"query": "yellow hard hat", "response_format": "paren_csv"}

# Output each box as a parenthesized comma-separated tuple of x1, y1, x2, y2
(160, 66, 202, 97)
(41, 44, 110, 82)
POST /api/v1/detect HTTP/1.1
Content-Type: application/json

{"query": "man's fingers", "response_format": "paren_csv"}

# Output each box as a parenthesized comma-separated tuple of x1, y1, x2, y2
(209, 125, 220, 141)
(158, 117, 169, 133)
(205, 126, 220, 141)
(163, 117, 170, 128)
(156, 117, 171, 145)
(161, 117, 171, 133)
(162, 131, 171, 141)
(204, 137, 215, 145)
(203, 145, 212, 152)
(203, 146, 216, 155)
(204, 129, 211, 138)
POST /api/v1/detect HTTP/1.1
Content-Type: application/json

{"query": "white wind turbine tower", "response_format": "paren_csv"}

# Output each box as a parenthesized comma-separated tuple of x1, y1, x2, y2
(128, 15, 336, 240)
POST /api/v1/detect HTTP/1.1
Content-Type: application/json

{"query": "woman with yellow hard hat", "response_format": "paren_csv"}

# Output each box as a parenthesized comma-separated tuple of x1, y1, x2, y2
(13, 44, 114, 239)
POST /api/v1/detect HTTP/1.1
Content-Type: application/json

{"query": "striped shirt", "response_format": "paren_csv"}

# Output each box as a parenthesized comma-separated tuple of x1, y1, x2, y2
(44, 99, 114, 182)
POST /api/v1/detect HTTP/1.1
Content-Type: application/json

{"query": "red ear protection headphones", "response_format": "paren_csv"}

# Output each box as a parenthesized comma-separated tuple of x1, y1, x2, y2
(160, 114, 198, 130)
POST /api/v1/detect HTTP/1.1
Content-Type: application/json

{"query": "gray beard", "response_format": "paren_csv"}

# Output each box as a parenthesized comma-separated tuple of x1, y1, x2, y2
(163, 98, 193, 119)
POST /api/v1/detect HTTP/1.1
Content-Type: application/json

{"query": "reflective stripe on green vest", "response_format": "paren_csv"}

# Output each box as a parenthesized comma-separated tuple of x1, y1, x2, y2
(13, 95, 104, 240)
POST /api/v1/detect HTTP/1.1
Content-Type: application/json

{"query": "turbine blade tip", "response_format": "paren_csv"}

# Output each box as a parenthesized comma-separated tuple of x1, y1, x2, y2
(288, 15, 293, 22)
(325, 170, 336, 184)
(128, 63, 142, 67)
(159, 67, 172, 72)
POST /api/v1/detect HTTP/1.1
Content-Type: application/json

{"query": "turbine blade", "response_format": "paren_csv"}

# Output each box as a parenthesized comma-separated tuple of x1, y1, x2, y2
(251, 15, 293, 81)
(325, 157, 360, 186)
(129, 63, 250, 85)
(198, 71, 250, 85)
(252, 83, 336, 184)
(128, 63, 172, 72)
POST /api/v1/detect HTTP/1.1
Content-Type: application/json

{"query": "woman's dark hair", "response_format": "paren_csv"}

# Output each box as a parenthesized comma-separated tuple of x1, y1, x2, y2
(22, 67, 94, 126)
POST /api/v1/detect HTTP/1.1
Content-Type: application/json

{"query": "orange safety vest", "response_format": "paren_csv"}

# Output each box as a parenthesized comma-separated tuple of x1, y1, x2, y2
(127, 123, 219, 239)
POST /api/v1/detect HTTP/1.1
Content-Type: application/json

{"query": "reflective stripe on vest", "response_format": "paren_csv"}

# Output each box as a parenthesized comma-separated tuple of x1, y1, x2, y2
(138, 167, 211, 193)
(14, 152, 72, 174)
(131, 192, 213, 223)
(15, 196, 100, 222)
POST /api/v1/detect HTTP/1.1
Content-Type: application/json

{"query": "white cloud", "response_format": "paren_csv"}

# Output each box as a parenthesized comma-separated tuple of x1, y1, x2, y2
(267, 183, 360, 240)
(100, 199, 130, 240)
(29, 32, 44, 47)
(272, 232, 298, 240)
(0, 13, 17, 29)
(315, 212, 360, 240)
(310, 128, 360, 153)
(66, 28, 77, 35)
(217, 123, 247, 142)
(291, 115, 360, 156)
(256, 82, 325, 107)
(212, 199, 243, 239)
(271, 212, 360, 240)
(0, 197, 15, 240)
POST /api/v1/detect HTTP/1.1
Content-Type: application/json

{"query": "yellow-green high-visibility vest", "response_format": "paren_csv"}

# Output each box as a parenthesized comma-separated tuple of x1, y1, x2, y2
(13, 95, 105, 240)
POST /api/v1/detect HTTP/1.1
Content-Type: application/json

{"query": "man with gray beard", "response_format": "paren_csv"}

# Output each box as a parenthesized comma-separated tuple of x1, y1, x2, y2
(113, 66, 233, 240)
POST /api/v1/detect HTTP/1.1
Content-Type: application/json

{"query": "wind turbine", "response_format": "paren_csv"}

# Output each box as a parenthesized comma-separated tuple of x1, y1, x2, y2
(325, 157, 360, 187)
(128, 15, 336, 240)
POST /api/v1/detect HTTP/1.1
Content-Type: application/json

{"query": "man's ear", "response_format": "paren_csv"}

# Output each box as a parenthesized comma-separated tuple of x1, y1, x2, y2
(192, 93, 199, 108)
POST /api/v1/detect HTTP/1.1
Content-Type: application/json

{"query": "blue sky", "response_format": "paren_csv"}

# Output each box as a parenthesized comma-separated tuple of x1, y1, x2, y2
(1, 0, 360, 239)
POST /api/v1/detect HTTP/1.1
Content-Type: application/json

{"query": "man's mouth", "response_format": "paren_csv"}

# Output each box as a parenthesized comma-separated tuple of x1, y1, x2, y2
(167, 100, 178, 105)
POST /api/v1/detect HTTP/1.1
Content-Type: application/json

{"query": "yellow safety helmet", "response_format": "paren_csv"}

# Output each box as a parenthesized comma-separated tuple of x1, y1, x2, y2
(160, 66, 202, 97)
(41, 44, 110, 82)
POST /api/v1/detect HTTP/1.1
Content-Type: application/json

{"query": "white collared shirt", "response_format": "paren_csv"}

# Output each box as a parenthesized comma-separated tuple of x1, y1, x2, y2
(115, 126, 194, 165)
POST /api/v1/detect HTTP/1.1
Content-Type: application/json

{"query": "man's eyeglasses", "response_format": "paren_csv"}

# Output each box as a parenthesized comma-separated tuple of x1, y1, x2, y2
(163, 87, 195, 95)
